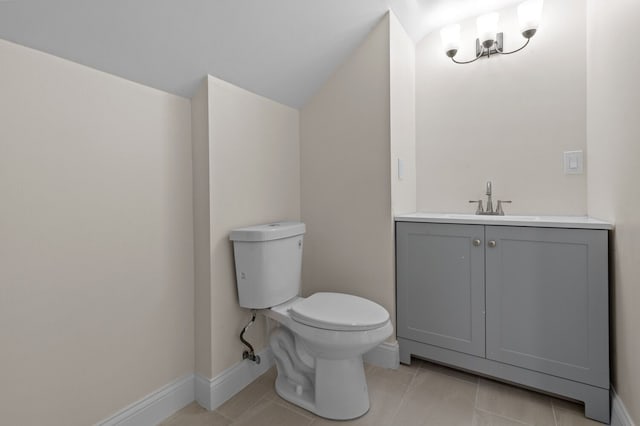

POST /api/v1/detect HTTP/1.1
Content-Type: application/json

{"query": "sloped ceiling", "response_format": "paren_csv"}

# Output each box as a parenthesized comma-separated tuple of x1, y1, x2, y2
(0, 0, 522, 107)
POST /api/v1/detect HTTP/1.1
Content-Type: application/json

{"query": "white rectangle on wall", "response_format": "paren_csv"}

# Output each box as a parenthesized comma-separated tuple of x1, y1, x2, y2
(564, 150, 584, 175)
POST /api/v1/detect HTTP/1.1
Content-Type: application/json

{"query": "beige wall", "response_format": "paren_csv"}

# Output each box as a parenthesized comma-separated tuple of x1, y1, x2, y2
(300, 14, 396, 330)
(586, 0, 640, 422)
(192, 76, 300, 378)
(0, 39, 194, 425)
(390, 12, 417, 215)
(416, 0, 587, 215)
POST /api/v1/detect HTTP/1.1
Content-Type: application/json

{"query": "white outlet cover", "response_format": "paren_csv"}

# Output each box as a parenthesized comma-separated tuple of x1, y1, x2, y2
(563, 151, 584, 175)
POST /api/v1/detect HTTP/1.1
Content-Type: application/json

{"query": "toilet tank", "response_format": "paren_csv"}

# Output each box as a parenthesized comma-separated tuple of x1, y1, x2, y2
(229, 222, 306, 309)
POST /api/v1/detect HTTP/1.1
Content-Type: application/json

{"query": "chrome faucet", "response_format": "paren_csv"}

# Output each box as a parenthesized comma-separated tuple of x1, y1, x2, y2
(485, 181, 494, 214)
(469, 181, 511, 215)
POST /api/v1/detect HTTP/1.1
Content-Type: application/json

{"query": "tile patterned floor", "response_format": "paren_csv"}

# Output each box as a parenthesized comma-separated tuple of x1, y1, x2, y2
(161, 359, 603, 426)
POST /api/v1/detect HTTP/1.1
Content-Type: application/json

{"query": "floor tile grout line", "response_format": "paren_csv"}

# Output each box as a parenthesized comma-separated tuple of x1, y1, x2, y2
(388, 362, 422, 426)
(221, 392, 272, 423)
(272, 399, 316, 422)
(227, 395, 316, 425)
(471, 381, 480, 426)
(214, 409, 235, 423)
(473, 379, 544, 426)
(550, 398, 559, 426)
(412, 360, 422, 380)
(474, 408, 532, 425)
(474, 378, 480, 409)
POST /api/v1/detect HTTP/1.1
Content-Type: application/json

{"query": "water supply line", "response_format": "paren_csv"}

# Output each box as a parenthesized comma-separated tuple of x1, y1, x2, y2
(240, 310, 261, 364)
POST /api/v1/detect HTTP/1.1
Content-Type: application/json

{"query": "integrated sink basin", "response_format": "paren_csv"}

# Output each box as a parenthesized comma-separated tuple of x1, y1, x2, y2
(442, 214, 539, 221)
(395, 213, 613, 230)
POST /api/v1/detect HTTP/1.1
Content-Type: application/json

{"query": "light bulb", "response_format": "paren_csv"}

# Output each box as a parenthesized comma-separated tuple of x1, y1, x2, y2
(518, 0, 543, 38)
(476, 13, 499, 48)
(440, 24, 461, 58)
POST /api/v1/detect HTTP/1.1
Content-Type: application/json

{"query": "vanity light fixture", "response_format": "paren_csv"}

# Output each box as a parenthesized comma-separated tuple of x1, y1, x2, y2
(440, 0, 543, 64)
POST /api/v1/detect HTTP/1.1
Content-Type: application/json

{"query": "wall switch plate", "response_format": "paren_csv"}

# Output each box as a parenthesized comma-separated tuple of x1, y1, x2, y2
(563, 151, 584, 175)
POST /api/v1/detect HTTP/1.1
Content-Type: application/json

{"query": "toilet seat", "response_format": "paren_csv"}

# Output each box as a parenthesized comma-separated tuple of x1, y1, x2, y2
(289, 292, 389, 331)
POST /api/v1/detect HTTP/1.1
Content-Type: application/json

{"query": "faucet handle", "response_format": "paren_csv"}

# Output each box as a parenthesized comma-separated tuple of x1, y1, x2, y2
(469, 200, 484, 215)
(496, 200, 512, 216)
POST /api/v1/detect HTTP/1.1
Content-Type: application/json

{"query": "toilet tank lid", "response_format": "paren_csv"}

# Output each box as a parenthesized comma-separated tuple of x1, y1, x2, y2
(229, 221, 306, 242)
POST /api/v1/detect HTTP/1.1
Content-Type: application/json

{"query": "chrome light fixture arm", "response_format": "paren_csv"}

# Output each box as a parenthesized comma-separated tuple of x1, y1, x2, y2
(495, 37, 530, 55)
(451, 49, 484, 64)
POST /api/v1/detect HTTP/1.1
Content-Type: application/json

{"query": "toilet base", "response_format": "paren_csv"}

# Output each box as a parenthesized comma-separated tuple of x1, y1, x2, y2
(269, 327, 371, 420)
(274, 356, 370, 420)
(314, 357, 370, 419)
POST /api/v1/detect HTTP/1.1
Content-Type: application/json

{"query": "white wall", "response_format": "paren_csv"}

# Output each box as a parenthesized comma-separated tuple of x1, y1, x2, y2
(416, 0, 587, 215)
(390, 12, 417, 215)
(0, 39, 194, 425)
(300, 14, 396, 331)
(192, 76, 300, 378)
(587, 0, 640, 423)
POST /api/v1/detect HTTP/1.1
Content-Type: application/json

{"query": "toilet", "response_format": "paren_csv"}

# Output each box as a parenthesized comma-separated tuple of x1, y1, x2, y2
(230, 221, 393, 420)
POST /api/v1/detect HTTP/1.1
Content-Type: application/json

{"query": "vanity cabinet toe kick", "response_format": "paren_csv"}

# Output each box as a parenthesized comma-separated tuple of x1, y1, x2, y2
(395, 221, 610, 424)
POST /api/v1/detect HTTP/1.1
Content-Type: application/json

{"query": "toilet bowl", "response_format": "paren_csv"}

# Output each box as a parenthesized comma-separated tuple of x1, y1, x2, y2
(265, 293, 393, 420)
(230, 222, 394, 420)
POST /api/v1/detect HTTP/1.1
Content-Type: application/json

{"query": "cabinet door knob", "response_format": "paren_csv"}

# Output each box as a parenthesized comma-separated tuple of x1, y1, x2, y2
(473, 239, 481, 246)
(488, 240, 497, 248)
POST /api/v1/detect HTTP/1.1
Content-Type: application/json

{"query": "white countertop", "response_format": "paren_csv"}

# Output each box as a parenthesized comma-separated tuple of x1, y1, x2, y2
(395, 213, 613, 230)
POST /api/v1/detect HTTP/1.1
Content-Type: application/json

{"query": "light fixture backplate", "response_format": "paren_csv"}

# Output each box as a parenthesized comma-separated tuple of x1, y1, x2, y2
(476, 32, 504, 57)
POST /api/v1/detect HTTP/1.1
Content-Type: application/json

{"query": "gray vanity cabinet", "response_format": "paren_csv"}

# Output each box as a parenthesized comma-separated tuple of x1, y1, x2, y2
(396, 222, 485, 357)
(484, 226, 609, 388)
(396, 221, 610, 423)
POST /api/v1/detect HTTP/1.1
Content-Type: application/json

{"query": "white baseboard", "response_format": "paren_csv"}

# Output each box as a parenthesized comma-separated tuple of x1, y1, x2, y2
(611, 387, 636, 426)
(96, 374, 194, 426)
(363, 341, 400, 369)
(195, 347, 274, 411)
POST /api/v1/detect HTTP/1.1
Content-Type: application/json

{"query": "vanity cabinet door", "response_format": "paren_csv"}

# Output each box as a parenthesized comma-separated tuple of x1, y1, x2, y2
(484, 226, 609, 387)
(396, 222, 486, 357)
